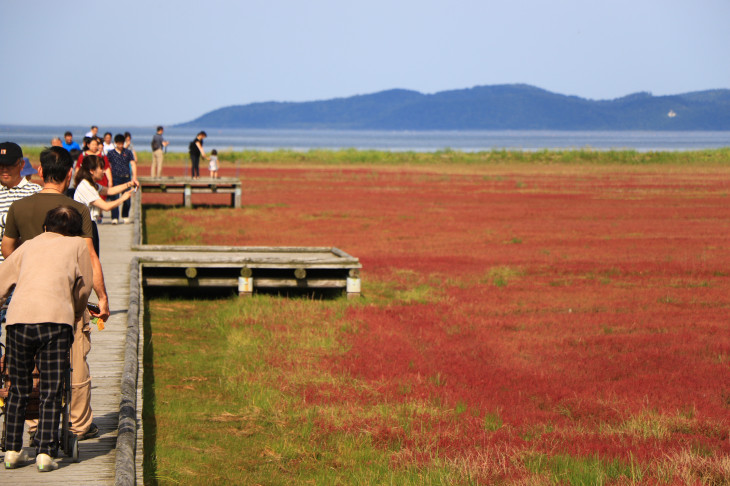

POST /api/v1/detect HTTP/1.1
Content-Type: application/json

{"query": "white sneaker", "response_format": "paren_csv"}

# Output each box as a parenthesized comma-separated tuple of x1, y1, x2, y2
(36, 453, 58, 472)
(4, 450, 30, 469)
(123, 218, 130, 224)
(111, 219, 118, 225)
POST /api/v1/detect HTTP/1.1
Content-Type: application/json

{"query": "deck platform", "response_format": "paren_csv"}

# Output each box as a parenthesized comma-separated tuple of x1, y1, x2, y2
(133, 193, 361, 297)
(138, 247, 361, 297)
(137, 176, 242, 208)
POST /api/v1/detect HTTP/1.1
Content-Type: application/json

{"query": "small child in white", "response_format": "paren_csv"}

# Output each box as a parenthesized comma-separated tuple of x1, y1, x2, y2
(208, 149, 219, 179)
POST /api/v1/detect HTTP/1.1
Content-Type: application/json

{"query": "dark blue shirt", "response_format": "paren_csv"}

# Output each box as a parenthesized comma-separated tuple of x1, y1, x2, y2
(107, 148, 135, 179)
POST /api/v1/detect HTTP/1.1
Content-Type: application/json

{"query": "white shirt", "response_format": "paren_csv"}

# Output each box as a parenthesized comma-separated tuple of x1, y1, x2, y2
(0, 178, 42, 260)
(73, 178, 102, 220)
(102, 142, 115, 156)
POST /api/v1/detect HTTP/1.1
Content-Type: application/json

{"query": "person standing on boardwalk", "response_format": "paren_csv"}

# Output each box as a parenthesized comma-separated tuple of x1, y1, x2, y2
(0, 143, 42, 263)
(74, 154, 136, 255)
(75, 136, 111, 210)
(20, 157, 38, 182)
(2, 146, 110, 443)
(0, 206, 93, 472)
(101, 132, 114, 156)
(0, 144, 42, 338)
(106, 134, 138, 224)
(150, 126, 169, 177)
(61, 131, 81, 153)
(124, 132, 138, 163)
(188, 131, 207, 179)
(85, 125, 98, 139)
(208, 149, 219, 178)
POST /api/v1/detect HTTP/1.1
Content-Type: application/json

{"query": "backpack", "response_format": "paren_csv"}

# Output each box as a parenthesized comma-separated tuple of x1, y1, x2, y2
(188, 140, 198, 155)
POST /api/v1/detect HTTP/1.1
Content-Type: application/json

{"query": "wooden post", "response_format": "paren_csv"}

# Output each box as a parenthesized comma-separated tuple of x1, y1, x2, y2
(234, 185, 242, 208)
(347, 268, 361, 299)
(239, 267, 253, 297)
(184, 184, 192, 208)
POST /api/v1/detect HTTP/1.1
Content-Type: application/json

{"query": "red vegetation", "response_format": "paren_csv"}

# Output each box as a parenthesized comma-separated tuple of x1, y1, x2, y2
(146, 164, 730, 475)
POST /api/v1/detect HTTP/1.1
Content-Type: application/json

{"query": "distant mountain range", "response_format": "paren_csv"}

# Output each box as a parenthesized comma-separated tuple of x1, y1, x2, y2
(178, 84, 730, 130)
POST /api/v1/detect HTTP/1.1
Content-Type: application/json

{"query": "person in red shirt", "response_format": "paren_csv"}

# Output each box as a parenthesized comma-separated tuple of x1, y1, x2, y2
(76, 137, 111, 209)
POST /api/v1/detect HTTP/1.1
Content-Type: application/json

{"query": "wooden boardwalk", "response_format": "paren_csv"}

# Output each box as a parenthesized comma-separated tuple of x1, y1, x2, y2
(3, 220, 139, 484)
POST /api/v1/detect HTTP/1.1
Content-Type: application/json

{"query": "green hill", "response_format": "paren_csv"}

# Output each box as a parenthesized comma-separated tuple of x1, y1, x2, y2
(178, 84, 730, 130)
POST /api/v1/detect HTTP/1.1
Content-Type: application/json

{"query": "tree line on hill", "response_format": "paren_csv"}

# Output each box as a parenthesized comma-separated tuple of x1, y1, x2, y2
(178, 84, 730, 131)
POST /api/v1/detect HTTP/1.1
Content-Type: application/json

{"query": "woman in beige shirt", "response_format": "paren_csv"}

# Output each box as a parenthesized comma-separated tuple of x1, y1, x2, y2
(0, 206, 93, 472)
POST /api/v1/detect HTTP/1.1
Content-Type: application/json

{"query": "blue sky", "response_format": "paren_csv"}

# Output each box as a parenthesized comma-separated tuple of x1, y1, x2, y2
(1, 0, 728, 126)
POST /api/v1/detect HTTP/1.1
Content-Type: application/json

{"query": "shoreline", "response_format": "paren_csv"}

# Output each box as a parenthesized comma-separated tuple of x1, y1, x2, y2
(3, 126, 729, 154)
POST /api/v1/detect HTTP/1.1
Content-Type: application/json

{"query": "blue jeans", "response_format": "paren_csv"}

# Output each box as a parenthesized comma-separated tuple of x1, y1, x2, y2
(110, 175, 131, 220)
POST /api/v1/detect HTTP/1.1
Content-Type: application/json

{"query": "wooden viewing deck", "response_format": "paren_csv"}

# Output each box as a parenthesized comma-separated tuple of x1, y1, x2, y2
(1, 190, 361, 484)
(137, 176, 242, 208)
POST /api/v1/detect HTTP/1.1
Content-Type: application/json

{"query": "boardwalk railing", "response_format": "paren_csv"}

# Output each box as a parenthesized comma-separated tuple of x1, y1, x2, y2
(114, 258, 142, 485)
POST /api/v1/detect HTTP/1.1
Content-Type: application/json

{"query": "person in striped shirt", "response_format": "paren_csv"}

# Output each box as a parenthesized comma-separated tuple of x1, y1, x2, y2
(0, 142, 41, 263)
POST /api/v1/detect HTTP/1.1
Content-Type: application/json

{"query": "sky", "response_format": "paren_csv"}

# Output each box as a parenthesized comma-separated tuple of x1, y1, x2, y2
(1, 0, 728, 126)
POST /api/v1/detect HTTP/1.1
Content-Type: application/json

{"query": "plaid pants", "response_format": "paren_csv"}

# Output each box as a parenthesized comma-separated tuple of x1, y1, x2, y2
(5, 324, 72, 456)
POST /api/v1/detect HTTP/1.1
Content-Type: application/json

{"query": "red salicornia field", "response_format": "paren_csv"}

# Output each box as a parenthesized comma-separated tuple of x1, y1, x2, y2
(145, 159, 730, 484)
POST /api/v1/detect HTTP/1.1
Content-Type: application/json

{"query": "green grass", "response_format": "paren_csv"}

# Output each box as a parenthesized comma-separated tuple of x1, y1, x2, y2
(141, 207, 200, 245)
(20, 146, 730, 168)
(523, 453, 645, 485)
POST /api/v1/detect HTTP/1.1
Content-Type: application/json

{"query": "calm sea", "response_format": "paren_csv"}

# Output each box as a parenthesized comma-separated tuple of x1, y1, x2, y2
(1, 125, 729, 153)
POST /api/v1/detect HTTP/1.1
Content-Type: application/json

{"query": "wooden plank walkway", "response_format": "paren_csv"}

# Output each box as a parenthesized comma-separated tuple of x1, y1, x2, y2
(3, 220, 138, 483)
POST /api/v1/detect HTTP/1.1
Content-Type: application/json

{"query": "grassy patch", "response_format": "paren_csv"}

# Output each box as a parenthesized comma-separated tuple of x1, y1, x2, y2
(523, 452, 644, 485)
(143, 295, 481, 485)
(482, 266, 524, 287)
(137, 147, 730, 168)
(143, 207, 201, 245)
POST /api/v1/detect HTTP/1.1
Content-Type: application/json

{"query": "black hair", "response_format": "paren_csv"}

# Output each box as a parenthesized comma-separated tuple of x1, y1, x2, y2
(156, 126, 164, 132)
(64, 131, 72, 137)
(39, 146, 73, 183)
(44, 205, 83, 236)
(104, 132, 112, 138)
(198, 131, 207, 137)
(211, 149, 217, 155)
(75, 154, 103, 188)
(90, 125, 98, 130)
(114, 134, 125, 144)
(82, 136, 92, 151)
(124, 131, 132, 139)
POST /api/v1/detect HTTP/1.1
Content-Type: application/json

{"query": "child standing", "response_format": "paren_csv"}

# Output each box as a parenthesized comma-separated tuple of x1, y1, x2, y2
(208, 149, 219, 179)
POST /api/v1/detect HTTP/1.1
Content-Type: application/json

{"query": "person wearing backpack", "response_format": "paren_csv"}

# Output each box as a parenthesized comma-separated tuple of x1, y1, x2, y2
(188, 131, 207, 180)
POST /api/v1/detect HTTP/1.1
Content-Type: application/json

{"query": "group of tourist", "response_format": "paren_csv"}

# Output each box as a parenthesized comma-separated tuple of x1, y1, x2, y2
(0, 141, 115, 472)
(60, 126, 220, 183)
(53, 127, 141, 226)
(0, 122, 224, 471)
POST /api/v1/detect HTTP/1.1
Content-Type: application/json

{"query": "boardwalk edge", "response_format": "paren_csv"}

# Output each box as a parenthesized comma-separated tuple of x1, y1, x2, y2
(114, 257, 141, 485)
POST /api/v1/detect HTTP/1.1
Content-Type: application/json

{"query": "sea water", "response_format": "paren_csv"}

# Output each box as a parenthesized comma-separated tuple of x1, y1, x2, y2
(1, 125, 728, 153)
